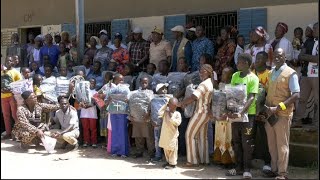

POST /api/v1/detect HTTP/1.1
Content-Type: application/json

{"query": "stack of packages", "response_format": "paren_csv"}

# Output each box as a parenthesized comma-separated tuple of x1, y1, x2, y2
(135, 72, 152, 90)
(167, 72, 186, 97)
(183, 84, 198, 118)
(92, 82, 116, 110)
(150, 94, 173, 126)
(40, 77, 58, 103)
(124, 75, 135, 91)
(129, 89, 154, 122)
(183, 71, 202, 87)
(225, 84, 247, 122)
(75, 81, 92, 105)
(107, 84, 131, 114)
(56, 77, 70, 97)
(211, 87, 227, 121)
(151, 73, 168, 92)
(9, 79, 34, 105)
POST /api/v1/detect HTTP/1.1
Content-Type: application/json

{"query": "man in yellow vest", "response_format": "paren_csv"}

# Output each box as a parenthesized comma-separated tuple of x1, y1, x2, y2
(170, 25, 192, 72)
(264, 48, 300, 179)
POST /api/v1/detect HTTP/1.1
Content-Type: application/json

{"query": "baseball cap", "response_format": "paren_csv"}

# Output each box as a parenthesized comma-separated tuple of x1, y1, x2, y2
(187, 27, 196, 32)
(156, 83, 169, 93)
(152, 26, 163, 35)
(171, 25, 185, 33)
(99, 29, 108, 35)
(133, 27, 143, 34)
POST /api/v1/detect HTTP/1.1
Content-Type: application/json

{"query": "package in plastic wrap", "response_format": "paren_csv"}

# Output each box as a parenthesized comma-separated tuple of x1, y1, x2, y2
(225, 84, 247, 113)
(135, 72, 152, 90)
(40, 77, 56, 93)
(151, 73, 168, 92)
(10, 79, 34, 105)
(56, 78, 70, 96)
(72, 65, 86, 75)
(107, 84, 131, 114)
(167, 72, 186, 97)
(124, 75, 135, 91)
(256, 84, 266, 114)
(129, 89, 154, 122)
(183, 71, 201, 87)
(75, 81, 91, 105)
(183, 84, 198, 118)
(150, 94, 173, 126)
(211, 89, 227, 120)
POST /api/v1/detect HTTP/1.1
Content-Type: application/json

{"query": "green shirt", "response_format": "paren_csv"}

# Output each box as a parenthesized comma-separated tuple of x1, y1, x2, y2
(231, 71, 259, 115)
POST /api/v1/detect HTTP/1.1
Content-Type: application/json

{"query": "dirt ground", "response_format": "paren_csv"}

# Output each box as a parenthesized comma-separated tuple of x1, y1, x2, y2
(1, 139, 318, 179)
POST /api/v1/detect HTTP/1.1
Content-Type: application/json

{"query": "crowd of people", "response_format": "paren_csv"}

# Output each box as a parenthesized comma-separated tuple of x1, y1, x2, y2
(1, 21, 318, 180)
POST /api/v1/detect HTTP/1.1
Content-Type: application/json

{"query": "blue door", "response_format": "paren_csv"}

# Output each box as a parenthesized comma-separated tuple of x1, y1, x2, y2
(111, 19, 129, 44)
(164, 15, 187, 44)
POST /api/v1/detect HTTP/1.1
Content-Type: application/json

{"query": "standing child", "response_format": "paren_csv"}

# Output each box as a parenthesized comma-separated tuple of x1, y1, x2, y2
(80, 78, 98, 148)
(234, 35, 245, 69)
(57, 42, 71, 69)
(291, 27, 304, 77)
(158, 97, 182, 169)
(147, 63, 157, 76)
(21, 67, 32, 80)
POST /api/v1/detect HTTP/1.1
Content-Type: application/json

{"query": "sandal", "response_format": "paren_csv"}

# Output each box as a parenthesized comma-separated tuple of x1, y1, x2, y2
(243, 172, 252, 179)
(226, 168, 243, 176)
(275, 175, 288, 180)
(183, 162, 199, 167)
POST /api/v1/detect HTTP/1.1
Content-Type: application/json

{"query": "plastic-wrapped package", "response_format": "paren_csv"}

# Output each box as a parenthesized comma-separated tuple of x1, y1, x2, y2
(167, 72, 186, 97)
(211, 89, 227, 120)
(56, 78, 70, 96)
(225, 84, 247, 113)
(183, 71, 201, 87)
(40, 77, 58, 102)
(151, 73, 168, 92)
(75, 81, 91, 105)
(10, 79, 33, 105)
(183, 84, 198, 118)
(150, 94, 173, 126)
(72, 65, 86, 74)
(256, 84, 266, 114)
(92, 83, 116, 110)
(129, 89, 154, 122)
(124, 75, 135, 91)
(107, 84, 130, 114)
(135, 72, 153, 90)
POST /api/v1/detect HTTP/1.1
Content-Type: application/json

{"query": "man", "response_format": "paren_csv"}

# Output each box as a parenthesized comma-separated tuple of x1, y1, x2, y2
(269, 22, 293, 62)
(1, 56, 22, 139)
(263, 48, 300, 179)
(39, 34, 60, 67)
(24, 33, 35, 65)
(149, 27, 172, 71)
(6, 33, 28, 67)
(170, 25, 192, 72)
(293, 22, 319, 129)
(47, 96, 80, 151)
(191, 26, 214, 72)
(129, 27, 150, 73)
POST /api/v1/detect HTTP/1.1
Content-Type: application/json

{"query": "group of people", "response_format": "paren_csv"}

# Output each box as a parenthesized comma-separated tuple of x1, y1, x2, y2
(1, 20, 318, 180)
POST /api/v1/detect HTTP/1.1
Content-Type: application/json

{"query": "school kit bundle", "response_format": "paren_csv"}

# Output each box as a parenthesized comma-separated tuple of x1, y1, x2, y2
(129, 89, 154, 122)
(150, 94, 173, 126)
(167, 72, 186, 97)
(183, 84, 198, 118)
(9, 79, 34, 105)
(107, 84, 131, 114)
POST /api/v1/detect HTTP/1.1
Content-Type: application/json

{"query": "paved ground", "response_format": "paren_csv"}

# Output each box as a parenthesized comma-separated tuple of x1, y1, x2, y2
(1, 139, 318, 179)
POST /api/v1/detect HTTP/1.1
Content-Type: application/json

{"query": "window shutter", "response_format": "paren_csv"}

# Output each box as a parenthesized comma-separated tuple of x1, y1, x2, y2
(111, 19, 129, 44)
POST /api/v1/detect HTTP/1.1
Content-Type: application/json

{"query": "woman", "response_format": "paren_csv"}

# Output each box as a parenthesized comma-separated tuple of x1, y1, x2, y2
(178, 64, 214, 166)
(214, 26, 236, 82)
(69, 35, 79, 65)
(84, 36, 99, 61)
(30, 35, 43, 66)
(61, 31, 72, 50)
(94, 35, 113, 71)
(12, 91, 60, 148)
(112, 34, 129, 74)
(245, 26, 273, 69)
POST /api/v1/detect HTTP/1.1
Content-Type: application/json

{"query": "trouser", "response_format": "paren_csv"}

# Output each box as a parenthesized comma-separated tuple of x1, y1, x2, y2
(1, 96, 18, 136)
(186, 112, 209, 164)
(294, 76, 319, 127)
(207, 122, 214, 155)
(265, 115, 292, 176)
(77, 110, 83, 144)
(252, 120, 271, 165)
(135, 137, 155, 156)
(178, 116, 190, 156)
(231, 115, 255, 172)
(45, 129, 80, 145)
(154, 126, 163, 158)
(81, 118, 97, 144)
(164, 148, 178, 166)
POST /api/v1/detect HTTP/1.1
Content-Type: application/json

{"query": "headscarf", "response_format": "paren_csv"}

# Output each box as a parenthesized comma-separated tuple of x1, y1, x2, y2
(114, 32, 123, 41)
(255, 26, 270, 40)
(276, 22, 288, 34)
(201, 64, 213, 75)
(90, 36, 101, 48)
(21, 91, 33, 100)
(35, 35, 43, 42)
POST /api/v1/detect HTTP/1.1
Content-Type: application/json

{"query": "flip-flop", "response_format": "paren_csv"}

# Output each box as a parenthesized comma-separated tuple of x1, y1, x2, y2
(225, 168, 243, 176)
(182, 162, 199, 168)
(243, 172, 252, 179)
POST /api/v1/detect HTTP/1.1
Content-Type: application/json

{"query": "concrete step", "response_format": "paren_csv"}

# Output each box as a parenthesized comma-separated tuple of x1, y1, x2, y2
(289, 142, 318, 167)
(290, 127, 318, 144)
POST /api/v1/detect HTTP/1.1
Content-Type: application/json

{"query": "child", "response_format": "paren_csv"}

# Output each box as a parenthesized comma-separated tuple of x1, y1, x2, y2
(30, 61, 42, 76)
(80, 78, 98, 148)
(33, 74, 43, 102)
(213, 67, 235, 167)
(177, 57, 189, 73)
(87, 61, 103, 90)
(291, 27, 304, 77)
(57, 42, 71, 69)
(151, 60, 170, 92)
(82, 55, 93, 77)
(199, 53, 218, 88)
(12, 55, 21, 73)
(57, 67, 68, 79)
(54, 34, 61, 45)
(130, 77, 155, 158)
(147, 63, 156, 76)
(66, 59, 75, 79)
(107, 61, 117, 72)
(21, 67, 32, 80)
(122, 63, 135, 90)
(158, 97, 182, 169)
(40, 55, 58, 76)
(234, 35, 245, 68)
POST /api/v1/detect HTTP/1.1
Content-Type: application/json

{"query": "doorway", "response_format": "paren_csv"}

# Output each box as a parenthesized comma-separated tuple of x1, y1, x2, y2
(18, 27, 41, 44)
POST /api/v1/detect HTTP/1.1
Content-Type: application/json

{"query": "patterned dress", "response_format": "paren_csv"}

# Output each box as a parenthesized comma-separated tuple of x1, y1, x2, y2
(12, 103, 60, 145)
(112, 47, 129, 74)
(214, 40, 236, 82)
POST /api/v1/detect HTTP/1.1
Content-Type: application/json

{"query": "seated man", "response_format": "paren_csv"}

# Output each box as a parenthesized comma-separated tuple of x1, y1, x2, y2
(46, 96, 80, 151)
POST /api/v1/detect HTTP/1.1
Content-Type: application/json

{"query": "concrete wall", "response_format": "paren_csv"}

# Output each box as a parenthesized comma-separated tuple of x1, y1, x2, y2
(265, 2, 319, 41)
(130, 16, 164, 40)
(1, 0, 317, 28)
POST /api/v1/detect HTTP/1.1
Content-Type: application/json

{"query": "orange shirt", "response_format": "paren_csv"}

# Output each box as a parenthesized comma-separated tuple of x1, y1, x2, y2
(253, 69, 270, 88)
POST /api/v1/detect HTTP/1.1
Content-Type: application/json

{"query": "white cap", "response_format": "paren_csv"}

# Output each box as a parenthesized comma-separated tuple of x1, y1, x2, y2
(187, 27, 196, 32)
(308, 24, 314, 29)
(171, 25, 185, 33)
(99, 29, 108, 35)
(133, 27, 143, 34)
(156, 83, 169, 93)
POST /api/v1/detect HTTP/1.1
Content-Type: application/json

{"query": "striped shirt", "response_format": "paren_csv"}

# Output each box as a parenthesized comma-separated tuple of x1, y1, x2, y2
(193, 78, 214, 113)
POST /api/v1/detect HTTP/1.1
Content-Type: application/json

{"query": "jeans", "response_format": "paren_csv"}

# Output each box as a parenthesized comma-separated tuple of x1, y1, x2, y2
(154, 126, 162, 158)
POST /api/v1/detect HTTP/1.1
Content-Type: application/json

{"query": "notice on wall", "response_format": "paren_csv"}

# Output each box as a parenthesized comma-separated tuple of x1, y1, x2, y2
(41, 25, 61, 37)
(1, 28, 18, 47)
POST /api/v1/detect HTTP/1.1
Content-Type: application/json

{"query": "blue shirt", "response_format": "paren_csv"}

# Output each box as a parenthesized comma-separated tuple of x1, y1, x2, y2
(271, 64, 300, 93)
(86, 70, 103, 90)
(171, 41, 193, 72)
(191, 37, 214, 72)
(39, 45, 60, 67)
